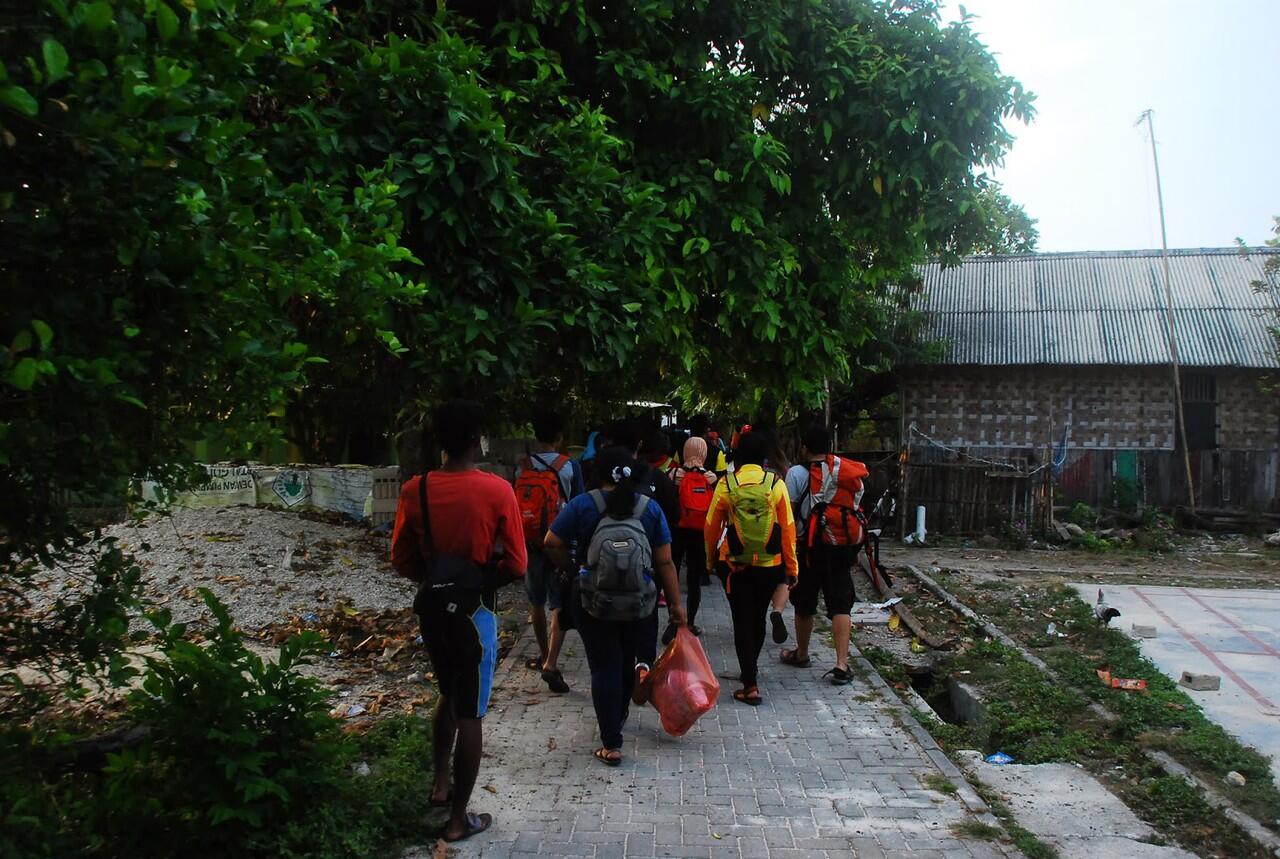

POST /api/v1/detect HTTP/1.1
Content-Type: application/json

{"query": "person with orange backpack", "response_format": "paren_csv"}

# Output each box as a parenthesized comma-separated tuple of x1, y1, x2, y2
(780, 424, 869, 686)
(703, 431, 798, 706)
(667, 435, 718, 633)
(513, 409, 584, 694)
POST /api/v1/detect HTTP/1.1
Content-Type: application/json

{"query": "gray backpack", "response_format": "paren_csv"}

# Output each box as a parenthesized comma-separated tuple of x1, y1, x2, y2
(581, 490, 658, 621)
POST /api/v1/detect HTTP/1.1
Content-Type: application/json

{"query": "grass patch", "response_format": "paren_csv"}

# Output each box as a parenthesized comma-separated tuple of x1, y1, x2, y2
(952, 820, 1002, 840)
(923, 774, 958, 795)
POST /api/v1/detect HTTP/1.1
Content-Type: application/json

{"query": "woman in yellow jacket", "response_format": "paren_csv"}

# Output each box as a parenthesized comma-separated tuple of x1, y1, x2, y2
(703, 431, 798, 705)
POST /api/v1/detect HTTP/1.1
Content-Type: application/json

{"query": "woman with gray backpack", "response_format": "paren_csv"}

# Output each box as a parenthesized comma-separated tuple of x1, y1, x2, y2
(543, 446, 686, 766)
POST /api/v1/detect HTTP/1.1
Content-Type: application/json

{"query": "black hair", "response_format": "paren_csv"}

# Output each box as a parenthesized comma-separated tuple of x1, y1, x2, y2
(801, 424, 832, 456)
(596, 445, 640, 518)
(532, 408, 565, 445)
(688, 413, 709, 438)
(434, 399, 486, 460)
(734, 430, 770, 467)
(642, 428, 669, 462)
(607, 418, 643, 453)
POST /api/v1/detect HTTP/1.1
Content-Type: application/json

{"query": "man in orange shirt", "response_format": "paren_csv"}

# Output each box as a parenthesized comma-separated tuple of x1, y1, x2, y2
(703, 431, 798, 706)
(392, 400, 526, 844)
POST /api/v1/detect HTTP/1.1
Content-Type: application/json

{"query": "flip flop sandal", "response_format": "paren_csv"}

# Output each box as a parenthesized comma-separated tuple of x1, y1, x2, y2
(733, 687, 763, 706)
(442, 811, 493, 843)
(824, 667, 853, 686)
(428, 789, 453, 809)
(770, 610, 789, 644)
(541, 668, 570, 694)
(779, 649, 811, 668)
(594, 747, 623, 767)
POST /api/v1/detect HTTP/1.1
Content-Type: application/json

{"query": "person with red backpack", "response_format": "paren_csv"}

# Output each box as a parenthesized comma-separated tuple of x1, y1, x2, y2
(513, 409, 584, 694)
(391, 400, 526, 844)
(780, 425, 869, 686)
(667, 435, 718, 633)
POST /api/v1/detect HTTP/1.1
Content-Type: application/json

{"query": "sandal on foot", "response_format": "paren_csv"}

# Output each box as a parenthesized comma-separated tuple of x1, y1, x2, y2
(442, 811, 493, 843)
(733, 686, 763, 706)
(594, 747, 623, 767)
(824, 666, 853, 686)
(524, 657, 543, 670)
(631, 664, 651, 706)
(541, 668, 570, 694)
(770, 610, 789, 644)
(779, 648, 811, 668)
(428, 789, 453, 809)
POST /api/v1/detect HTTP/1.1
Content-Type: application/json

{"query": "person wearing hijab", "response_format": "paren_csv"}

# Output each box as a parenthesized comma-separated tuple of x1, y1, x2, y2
(667, 435, 718, 632)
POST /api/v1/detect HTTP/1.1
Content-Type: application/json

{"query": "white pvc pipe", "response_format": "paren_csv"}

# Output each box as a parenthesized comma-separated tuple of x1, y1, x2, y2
(915, 506, 927, 544)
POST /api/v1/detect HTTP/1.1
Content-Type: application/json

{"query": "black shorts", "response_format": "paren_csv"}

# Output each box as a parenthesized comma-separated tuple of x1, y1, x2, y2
(415, 589, 498, 719)
(790, 544, 857, 618)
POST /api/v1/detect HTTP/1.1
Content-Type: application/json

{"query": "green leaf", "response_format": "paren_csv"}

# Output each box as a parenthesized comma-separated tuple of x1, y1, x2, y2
(9, 358, 38, 390)
(42, 40, 70, 84)
(31, 319, 53, 350)
(822, 120, 833, 145)
(621, 302, 641, 313)
(10, 330, 33, 353)
(155, 2, 179, 40)
(0, 85, 38, 117)
(115, 394, 147, 409)
(79, 1, 115, 32)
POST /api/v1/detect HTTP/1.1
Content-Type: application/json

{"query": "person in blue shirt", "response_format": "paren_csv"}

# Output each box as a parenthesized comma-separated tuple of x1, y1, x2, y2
(544, 446, 686, 767)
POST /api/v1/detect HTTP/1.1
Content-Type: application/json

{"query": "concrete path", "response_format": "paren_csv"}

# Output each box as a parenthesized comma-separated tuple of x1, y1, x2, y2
(440, 583, 1018, 859)
(956, 752, 1197, 859)
(1070, 583, 1280, 781)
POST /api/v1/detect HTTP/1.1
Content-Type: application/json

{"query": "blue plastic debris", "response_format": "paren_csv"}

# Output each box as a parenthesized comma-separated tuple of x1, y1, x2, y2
(985, 751, 1014, 765)
(302, 612, 319, 623)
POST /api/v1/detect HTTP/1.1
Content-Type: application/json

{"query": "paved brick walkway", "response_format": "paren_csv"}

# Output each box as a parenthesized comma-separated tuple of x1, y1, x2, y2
(440, 583, 1018, 859)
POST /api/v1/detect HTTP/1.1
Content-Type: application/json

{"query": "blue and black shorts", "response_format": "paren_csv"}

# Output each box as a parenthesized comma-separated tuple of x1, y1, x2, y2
(417, 590, 498, 719)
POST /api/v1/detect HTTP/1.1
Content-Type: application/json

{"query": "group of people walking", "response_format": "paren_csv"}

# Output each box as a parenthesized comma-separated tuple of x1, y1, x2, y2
(390, 401, 871, 843)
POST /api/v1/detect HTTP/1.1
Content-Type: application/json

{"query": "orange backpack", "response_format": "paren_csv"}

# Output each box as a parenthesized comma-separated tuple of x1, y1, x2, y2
(806, 454, 869, 547)
(514, 453, 569, 547)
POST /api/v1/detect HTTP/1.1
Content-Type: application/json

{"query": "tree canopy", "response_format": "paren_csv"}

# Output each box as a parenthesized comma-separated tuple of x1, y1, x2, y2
(3, 0, 1031, 646)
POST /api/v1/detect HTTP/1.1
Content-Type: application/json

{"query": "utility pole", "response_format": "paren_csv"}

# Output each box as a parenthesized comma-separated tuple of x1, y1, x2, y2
(1137, 109, 1196, 514)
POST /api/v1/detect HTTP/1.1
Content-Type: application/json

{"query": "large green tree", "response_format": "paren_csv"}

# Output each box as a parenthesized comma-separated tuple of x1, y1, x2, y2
(2, 0, 1030, 680)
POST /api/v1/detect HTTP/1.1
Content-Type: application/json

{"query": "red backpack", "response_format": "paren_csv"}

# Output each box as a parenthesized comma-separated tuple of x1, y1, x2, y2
(806, 454, 870, 547)
(675, 466, 715, 531)
(514, 453, 569, 547)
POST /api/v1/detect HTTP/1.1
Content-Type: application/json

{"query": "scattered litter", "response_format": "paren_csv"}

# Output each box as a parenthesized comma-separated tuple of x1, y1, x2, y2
(985, 751, 1014, 765)
(482, 784, 498, 794)
(331, 703, 366, 719)
(1179, 671, 1221, 692)
(909, 637, 927, 654)
(301, 611, 319, 623)
(406, 672, 423, 684)
(870, 597, 904, 610)
(888, 613, 902, 632)
(1225, 771, 1247, 788)
(1046, 622, 1057, 636)
(1131, 624, 1158, 639)
(354, 761, 371, 777)
(1096, 668, 1148, 692)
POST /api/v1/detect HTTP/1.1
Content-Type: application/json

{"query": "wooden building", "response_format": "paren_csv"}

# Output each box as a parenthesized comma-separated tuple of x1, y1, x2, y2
(898, 247, 1280, 533)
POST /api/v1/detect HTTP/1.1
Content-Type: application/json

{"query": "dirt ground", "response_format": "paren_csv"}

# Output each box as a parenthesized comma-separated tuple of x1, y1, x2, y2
(890, 533, 1280, 588)
(22, 506, 528, 729)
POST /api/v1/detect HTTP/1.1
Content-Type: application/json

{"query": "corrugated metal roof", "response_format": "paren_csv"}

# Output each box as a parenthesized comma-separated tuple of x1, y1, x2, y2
(913, 248, 1280, 367)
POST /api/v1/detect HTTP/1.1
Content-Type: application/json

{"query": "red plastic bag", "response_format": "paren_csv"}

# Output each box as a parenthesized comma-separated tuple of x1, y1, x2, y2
(647, 626, 720, 737)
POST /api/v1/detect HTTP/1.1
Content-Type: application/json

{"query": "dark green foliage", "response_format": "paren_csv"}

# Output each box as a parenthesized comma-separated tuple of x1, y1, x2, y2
(0, 591, 434, 859)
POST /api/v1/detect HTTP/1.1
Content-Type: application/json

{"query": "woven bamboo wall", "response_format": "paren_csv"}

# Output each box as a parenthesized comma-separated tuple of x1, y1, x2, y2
(903, 366, 1187, 451)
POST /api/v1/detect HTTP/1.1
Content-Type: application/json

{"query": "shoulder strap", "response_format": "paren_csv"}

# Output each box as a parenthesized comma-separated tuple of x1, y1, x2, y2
(588, 489, 606, 515)
(631, 494, 651, 519)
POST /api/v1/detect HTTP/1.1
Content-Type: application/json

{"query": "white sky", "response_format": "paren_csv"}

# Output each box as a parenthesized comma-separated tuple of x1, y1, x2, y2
(944, 0, 1280, 252)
